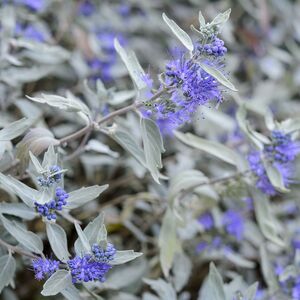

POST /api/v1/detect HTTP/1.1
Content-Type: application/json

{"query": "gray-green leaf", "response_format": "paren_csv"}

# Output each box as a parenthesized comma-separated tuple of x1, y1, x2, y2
(110, 250, 143, 265)
(1, 215, 43, 254)
(162, 13, 194, 52)
(0, 118, 33, 141)
(46, 222, 70, 262)
(41, 270, 72, 296)
(66, 184, 108, 209)
(199, 262, 226, 300)
(0, 254, 16, 293)
(114, 39, 147, 90)
(144, 278, 177, 300)
(198, 61, 237, 91)
(141, 118, 165, 183)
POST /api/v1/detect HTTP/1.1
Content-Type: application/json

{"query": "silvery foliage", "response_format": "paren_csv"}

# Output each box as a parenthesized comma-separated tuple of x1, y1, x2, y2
(0, 1, 299, 300)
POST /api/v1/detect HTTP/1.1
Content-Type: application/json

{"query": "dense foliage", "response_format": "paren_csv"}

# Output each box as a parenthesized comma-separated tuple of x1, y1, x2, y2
(0, 0, 300, 299)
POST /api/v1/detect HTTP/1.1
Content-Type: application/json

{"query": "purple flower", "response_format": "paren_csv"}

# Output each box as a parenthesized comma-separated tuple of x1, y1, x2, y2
(248, 131, 300, 195)
(68, 255, 111, 283)
(198, 212, 214, 230)
(14, 0, 45, 11)
(32, 258, 59, 280)
(78, 0, 95, 16)
(197, 37, 227, 57)
(145, 54, 223, 134)
(196, 241, 208, 253)
(92, 243, 116, 262)
(248, 151, 277, 195)
(222, 210, 244, 240)
(37, 165, 63, 187)
(35, 187, 69, 220)
(265, 131, 300, 164)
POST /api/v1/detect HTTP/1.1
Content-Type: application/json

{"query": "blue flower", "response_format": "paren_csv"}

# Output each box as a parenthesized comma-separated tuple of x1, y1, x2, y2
(35, 187, 69, 220)
(198, 212, 214, 230)
(92, 243, 116, 262)
(78, 0, 95, 16)
(37, 165, 63, 187)
(145, 54, 223, 134)
(32, 258, 59, 280)
(222, 210, 244, 240)
(248, 151, 276, 195)
(248, 131, 300, 195)
(197, 37, 227, 57)
(67, 255, 111, 283)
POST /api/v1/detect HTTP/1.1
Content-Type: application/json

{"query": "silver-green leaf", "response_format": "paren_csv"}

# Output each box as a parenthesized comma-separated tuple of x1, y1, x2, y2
(41, 270, 72, 296)
(141, 118, 165, 183)
(0, 254, 16, 293)
(66, 184, 108, 209)
(162, 13, 194, 52)
(198, 61, 237, 91)
(46, 222, 70, 262)
(0, 118, 33, 141)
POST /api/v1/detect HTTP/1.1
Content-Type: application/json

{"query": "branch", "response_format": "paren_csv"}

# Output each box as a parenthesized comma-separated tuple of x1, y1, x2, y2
(59, 88, 167, 145)
(0, 238, 38, 259)
(180, 170, 251, 198)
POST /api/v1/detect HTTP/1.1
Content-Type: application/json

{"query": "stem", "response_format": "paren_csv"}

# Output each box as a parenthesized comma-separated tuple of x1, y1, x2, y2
(0, 238, 38, 259)
(180, 170, 251, 197)
(59, 88, 167, 145)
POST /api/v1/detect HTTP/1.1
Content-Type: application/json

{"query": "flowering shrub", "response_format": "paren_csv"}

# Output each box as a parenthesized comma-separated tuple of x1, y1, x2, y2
(0, 1, 300, 299)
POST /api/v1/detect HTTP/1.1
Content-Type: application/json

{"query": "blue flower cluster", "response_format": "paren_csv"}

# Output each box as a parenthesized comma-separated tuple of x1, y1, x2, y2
(197, 209, 245, 254)
(143, 55, 223, 134)
(68, 255, 112, 284)
(197, 37, 227, 57)
(92, 243, 117, 262)
(34, 187, 69, 220)
(248, 130, 300, 195)
(32, 243, 116, 284)
(37, 165, 62, 187)
(32, 258, 59, 281)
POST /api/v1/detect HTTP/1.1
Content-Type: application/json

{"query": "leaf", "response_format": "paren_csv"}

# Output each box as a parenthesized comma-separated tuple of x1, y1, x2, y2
(198, 61, 237, 91)
(162, 13, 194, 52)
(259, 246, 278, 292)
(158, 208, 180, 277)
(210, 9, 231, 26)
(144, 278, 177, 300)
(0, 215, 43, 254)
(262, 159, 289, 193)
(26, 92, 91, 116)
(252, 189, 285, 247)
(141, 118, 165, 183)
(41, 270, 72, 296)
(29, 151, 44, 173)
(66, 184, 108, 209)
(114, 39, 147, 90)
(169, 169, 208, 200)
(74, 223, 91, 254)
(0, 173, 39, 207)
(74, 213, 105, 254)
(175, 131, 243, 168)
(0, 203, 36, 220)
(42, 144, 58, 170)
(60, 285, 82, 300)
(110, 250, 143, 265)
(0, 118, 33, 141)
(16, 128, 59, 173)
(199, 262, 226, 300)
(172, 252, 192, 292)
(46, 222, 70, 262)
(198, 11, 206, 27)
(244, 282, 259, 300)
(0, 254, 16, 293)
(111, 128, 146, 167)
(225, 251, 255, 269)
